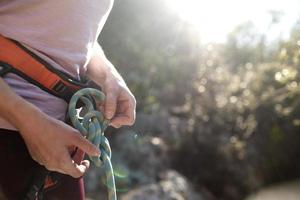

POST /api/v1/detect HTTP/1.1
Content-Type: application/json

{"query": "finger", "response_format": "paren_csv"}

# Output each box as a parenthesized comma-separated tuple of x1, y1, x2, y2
(110, 114, 134, 126)
(70, 159, 91, 178)
(109, 121, 121, 129)
(73, 163, 88, 178)
(121, 94, 136, 124)
(66, 162, 86, 178)
(80, 160, 90, 170)
(113, 100, 136, 126)
(71, 134, 101, 157)
(113, 98, 135, 120)
(73, 148, 85, 164)
(60, 153, 89, 178)
(104, 92, 117, 120)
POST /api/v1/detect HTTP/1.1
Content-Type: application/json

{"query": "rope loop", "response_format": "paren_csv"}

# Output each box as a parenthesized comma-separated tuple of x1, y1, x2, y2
(68, 88, 117, 200)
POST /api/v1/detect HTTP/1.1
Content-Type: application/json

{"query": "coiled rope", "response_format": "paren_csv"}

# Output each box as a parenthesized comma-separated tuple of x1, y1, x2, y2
(68, 88, 117, 200)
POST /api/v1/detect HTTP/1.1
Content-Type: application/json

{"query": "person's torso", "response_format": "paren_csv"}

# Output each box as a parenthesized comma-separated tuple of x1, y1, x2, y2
(0, 0, 113, 130)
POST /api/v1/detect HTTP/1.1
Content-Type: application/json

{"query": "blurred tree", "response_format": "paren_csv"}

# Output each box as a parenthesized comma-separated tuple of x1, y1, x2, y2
(96, 1, 300, 200)
(99, 0, 201, 113)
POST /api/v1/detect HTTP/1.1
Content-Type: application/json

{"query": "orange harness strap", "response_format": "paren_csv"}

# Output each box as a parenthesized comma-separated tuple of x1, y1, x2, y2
(0, 35, 87, 102)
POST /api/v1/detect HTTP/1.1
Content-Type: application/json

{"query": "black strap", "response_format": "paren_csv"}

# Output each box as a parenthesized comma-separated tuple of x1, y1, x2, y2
(23, 167, 49, 200)
(0, 38, 89, 102)
(0, 61, 79, 102)
(23, 148, 79, 200)
(0, 62, 12, 76)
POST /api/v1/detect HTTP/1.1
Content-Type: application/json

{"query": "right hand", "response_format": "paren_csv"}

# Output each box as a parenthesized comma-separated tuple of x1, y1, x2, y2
(18, 108, 100, 178)
(0, 78, 98, 178)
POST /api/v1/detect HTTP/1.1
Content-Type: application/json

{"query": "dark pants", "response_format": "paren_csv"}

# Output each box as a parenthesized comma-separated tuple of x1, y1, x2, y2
(0, 129, 85, 200)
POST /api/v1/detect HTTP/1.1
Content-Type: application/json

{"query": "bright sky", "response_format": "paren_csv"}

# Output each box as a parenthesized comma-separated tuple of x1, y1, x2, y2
(165, 0, 300, 43)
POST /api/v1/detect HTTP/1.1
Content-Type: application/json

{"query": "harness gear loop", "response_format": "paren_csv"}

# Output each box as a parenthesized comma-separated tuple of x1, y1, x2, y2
(68, 88, 117, 200)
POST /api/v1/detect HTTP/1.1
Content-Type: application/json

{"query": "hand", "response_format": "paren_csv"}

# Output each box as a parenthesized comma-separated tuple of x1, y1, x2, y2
(100, 69, 136, 128)
(87, 49, 136, 128)
(0, 78, 99, 178)
(19, 107, 100, 178)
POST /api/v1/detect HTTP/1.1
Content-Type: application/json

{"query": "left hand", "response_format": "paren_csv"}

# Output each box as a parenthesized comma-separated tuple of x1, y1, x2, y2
(86, 52, 136, 128)
(99, 68, 136, 128)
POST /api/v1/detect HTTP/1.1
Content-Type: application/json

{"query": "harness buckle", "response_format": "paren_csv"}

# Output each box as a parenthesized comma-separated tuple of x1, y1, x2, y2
(53, 81, 68, 93)
(0, 62, 12, 76)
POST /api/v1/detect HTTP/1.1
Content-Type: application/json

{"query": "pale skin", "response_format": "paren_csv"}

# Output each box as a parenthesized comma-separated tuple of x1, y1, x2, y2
(0, 44, 136, 178)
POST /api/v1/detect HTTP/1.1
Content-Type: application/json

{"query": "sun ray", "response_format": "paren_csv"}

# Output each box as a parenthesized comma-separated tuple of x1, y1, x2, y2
(165, 0, 300, 43)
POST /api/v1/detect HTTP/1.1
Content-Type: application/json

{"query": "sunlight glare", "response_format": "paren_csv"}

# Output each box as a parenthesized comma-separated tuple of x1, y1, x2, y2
(165, 0, 300, 43)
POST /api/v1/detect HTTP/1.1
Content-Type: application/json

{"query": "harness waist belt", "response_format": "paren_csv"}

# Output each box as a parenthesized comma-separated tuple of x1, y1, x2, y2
(0, 35, 88, 102)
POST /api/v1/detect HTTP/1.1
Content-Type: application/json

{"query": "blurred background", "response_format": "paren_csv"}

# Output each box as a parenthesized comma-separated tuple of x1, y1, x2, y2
(86, 0, 300, 199)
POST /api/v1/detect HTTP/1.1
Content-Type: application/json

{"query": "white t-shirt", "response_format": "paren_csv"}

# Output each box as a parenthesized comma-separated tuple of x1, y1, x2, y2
(0, 0, 113, 129)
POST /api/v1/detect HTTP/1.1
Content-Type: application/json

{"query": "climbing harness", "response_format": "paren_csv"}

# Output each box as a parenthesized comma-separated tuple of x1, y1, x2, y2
(0, 35, 117, 199)
(0, 35, 89, 102)
(68, 88, 117, 200)
(24, 88, 117, 200)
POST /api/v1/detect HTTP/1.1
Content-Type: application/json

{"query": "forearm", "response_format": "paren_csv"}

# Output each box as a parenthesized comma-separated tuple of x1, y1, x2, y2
(0, 78, 41, 131)
(0, 78, 100, 177)
(85, 43, 136, 126)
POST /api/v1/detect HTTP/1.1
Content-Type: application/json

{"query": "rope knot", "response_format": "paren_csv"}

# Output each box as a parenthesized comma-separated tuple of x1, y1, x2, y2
(68, 88, 117, 200)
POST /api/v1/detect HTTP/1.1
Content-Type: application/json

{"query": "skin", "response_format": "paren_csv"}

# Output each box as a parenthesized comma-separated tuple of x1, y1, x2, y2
(0, 44, 136, 178)
(86, 44, 136, 128)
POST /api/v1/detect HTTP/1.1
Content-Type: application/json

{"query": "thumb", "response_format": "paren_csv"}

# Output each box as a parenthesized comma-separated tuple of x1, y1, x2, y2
(104, 92, 117, 120)
(72, 134, 101, 157)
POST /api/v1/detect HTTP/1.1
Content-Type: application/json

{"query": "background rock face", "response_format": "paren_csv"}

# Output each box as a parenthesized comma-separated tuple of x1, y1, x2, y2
(245, 180, 300, 200)
(121, 171, 204, 200)
(111, 131, 170, 185)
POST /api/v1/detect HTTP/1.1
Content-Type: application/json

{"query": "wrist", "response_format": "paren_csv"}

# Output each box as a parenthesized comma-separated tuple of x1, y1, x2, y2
(5, 95, 43, 134)
(86, 61, 108, 86)
(0, 78, 45, 135)
(86, 44, 124, 87)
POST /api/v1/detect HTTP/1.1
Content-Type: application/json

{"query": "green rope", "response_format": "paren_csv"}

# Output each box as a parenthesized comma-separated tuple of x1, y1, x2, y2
(68, 88, 117, 200)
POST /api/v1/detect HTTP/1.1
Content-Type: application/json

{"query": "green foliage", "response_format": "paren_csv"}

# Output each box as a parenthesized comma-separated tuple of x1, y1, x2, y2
(99, 1, 300, 199)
